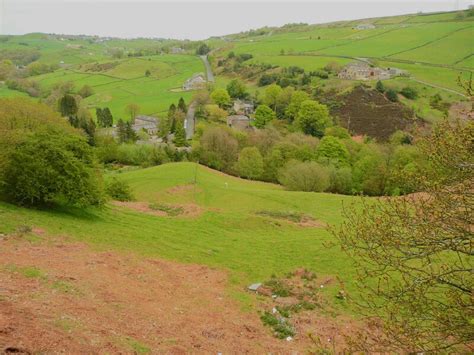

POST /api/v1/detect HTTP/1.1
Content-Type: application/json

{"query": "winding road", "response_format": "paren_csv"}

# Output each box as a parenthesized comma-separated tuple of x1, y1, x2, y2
(184, 55, 214, 140)
(200, 55, 215, 82)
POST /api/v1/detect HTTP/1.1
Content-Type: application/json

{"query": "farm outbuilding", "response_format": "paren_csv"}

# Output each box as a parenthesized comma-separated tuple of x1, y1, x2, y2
(133, 115, 159, 135)
(182, 74, 207, 91)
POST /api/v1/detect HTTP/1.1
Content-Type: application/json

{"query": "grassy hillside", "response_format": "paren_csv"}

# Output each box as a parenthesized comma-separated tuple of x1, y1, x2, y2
(0, 162, 359, 306)
(219, 10, 473, 94)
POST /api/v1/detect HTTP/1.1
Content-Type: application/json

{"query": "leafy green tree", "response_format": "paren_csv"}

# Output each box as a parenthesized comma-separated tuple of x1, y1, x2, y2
(263, 84, 283, 111)
(285, 90, 309, 122)
(332, 119, 474, 352)
(226, 79, 248, 99)
(263, 148, 285, 182)
(145, 69, 151, 77)
(327, 166, 353, 194)
(316, 136, 350, 167)
(196, 43, 211, 55)
(324, 125, 351, 139)
(235, 147, 264, 180)
(3, 129, 103, 206)
(254, 104, 276, 128)
(125, 103, 140, 121)
(199, 127, 238, 171)
(296, 100, 332, 137)
(278, 160, 330, 192)
(210, 88, 231, 108)
(352, 145, 388, 195)
(375, 80, 385, 93)
(78, 85, 94, 98)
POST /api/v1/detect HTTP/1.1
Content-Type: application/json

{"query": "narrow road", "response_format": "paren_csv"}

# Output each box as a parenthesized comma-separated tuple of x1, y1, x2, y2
(184, 102, 196, 140)
(200, 55, 214, 82)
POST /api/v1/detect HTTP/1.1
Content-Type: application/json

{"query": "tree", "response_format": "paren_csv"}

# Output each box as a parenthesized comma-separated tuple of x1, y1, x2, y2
(316, 136, 350, 167)
(159, 116, 170, 139)
(263, 84, 283, 111)
(96, 108, 104, 127)
(125, 103, 140, 121)
(296, 100, 332, 137)
(285, 90, 309, 122)
(254, 104, 276, 128)
(3, 129, 103, 207)
(375, 80, 385, 93)
(324, 125, 351, 139)
(102, 107, 114, 127)
(226, 79, 248, 99)
(117, 119, 136, 143)
(332, 119, 474, 352)
(168, 103, 177, 133)
(196, 43, 211, 55)
(385, 89, 399, 102)
(145, 69, 151, 77)
(210, 88, 231, 108)
(178, 97, 187, 113)
(77, 107, 96, 145)
(78, 85, 94, 98)
(205, 104, 227, 122)
(199, 127, 238, 171)
(235, 147, 264, 180)
(400, 86, 418, 100)
(59, 94, 78, 118)
(278, 160, 330, 192)
(173, 119, 187, 147)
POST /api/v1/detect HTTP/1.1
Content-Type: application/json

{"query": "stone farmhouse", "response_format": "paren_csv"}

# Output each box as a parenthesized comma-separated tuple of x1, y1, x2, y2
(182, 74, 207, 91)
(338, 62, 405, 81)
(226, 115, 253, 131)
(132, 115, 159, 135)
(233, 100, 255, 116)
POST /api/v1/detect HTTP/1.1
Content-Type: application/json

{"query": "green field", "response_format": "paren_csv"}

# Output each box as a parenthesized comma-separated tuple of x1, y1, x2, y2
(31, 55, 204, 118)
(219, 11, 473, 98)
(0, 163, 359, 306)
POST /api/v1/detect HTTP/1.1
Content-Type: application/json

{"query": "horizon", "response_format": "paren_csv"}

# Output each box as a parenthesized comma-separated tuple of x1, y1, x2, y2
(1, 0, 473, 40)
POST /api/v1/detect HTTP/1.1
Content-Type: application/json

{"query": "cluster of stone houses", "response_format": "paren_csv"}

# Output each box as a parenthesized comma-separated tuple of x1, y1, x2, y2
(338, 62, 406, 81)
(226, 100, 255, 131)
(132, 115, 159, 135)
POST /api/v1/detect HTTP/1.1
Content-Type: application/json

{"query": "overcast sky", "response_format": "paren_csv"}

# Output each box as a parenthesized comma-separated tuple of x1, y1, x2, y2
(1, 0, 473, 40)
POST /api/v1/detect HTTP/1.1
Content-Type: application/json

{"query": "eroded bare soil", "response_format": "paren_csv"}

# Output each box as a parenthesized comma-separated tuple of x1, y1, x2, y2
(0, 233, 361, 353)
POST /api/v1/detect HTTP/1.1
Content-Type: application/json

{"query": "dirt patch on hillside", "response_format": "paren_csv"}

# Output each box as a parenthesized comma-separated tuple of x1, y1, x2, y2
(111, 201, 167, 216)
(256, 210, 327, 228)
(0, 236, 303, 353)
(332, 86, 416, 141)
(165, 184, 202, 195)
(112, 201, 204, 218)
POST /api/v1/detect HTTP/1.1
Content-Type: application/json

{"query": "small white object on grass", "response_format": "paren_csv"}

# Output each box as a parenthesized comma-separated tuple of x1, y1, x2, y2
(286, 336, 293, 342)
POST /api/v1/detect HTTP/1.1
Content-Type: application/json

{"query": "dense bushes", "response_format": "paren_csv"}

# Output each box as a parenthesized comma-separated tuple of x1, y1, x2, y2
(105, 177, 134, 201)
(278, 161, 330, 192)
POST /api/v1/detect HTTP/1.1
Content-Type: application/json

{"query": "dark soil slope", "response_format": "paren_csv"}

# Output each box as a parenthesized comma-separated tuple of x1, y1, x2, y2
(333, 86, 414, 141)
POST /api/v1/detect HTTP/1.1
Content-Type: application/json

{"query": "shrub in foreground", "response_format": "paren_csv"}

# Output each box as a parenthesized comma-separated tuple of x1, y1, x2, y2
(3, 130, 103, 207)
